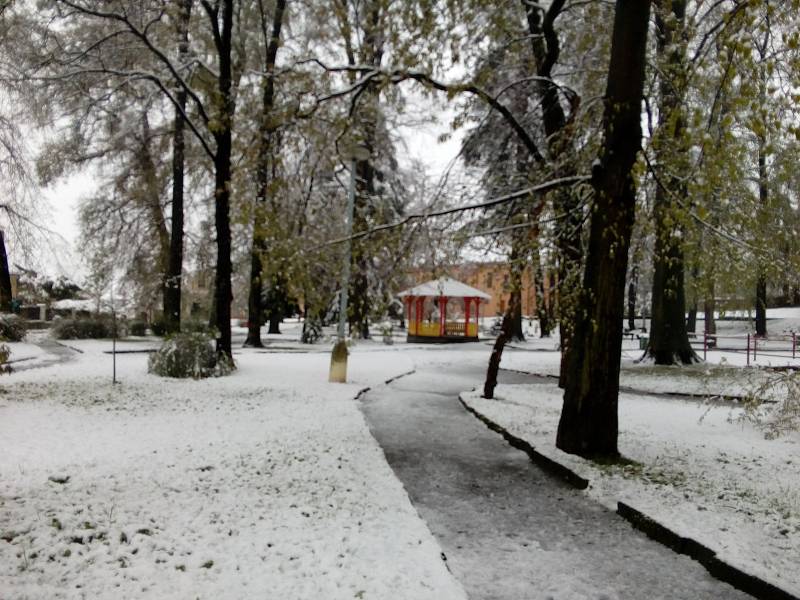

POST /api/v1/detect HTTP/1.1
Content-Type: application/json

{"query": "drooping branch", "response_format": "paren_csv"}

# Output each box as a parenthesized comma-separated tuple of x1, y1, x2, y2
(298, 60, 547, 164)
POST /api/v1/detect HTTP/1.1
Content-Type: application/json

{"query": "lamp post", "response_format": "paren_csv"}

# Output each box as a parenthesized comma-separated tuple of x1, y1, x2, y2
(329, 141, 368, 383)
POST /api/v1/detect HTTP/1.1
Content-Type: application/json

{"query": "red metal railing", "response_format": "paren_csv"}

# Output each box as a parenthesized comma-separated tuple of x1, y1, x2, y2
(700, 331, 797, 365)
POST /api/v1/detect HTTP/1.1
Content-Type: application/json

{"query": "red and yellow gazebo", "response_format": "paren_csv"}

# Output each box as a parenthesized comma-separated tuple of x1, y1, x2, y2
(398, 277, 491, 343)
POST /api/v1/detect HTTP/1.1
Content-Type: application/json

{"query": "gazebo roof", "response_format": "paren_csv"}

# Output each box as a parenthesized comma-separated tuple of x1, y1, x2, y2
(397, 277, 491, 300)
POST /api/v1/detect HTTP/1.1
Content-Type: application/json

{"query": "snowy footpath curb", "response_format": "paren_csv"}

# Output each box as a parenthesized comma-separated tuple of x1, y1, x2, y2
(457, 393, 588, 490)
(460, 393, 798, 600)
(618, 502, 798, 600)
(354, 369, 416, 401)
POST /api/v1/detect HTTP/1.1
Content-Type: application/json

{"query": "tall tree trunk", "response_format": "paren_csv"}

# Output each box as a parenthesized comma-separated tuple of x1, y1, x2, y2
(341, 0, 383, 341)
(704, 287, 717, 348)
(138, 110, 172, 318)
(484, 292, 521, 399)
(646, 0, 697, 365)
(535, 254, 552, 337)
(508, 228, 526, 342)
(556, 0, 651, 459)
(0, 230, 12, 312)
(521, 0, 583, 388)
(686, 302, 697, 334)
(268, 312, 281, 334)
(163, 0, 193, 335)
(244, 0, 287, 348)
(627, 264, 638, 331)
(211, 0, 235, 361)
(755, 132, 768, 337)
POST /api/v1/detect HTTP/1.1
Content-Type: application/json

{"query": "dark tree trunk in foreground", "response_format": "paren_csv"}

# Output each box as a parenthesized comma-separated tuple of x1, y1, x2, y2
(163, 0, 193, 335)
(646, 0, 697, 365)
(556, 0, 651, 460)
(245, 0, 286, 348)
(210, 0, 235, 361)
(0, 231, 12, 312)
(484, 293, 520, 399)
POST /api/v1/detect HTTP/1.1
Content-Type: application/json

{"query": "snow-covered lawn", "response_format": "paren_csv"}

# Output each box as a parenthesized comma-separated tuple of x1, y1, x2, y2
(461, 383, 800, 596)
(0, 342, 465, 599)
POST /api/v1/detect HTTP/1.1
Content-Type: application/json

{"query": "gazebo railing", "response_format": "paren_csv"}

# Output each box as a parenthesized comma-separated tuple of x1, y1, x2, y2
(409, 321, 478, 337)
(445, 322, 465, 335)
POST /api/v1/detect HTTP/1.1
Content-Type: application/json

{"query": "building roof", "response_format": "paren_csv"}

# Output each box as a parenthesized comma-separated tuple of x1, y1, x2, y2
(397, 277, 491, 300)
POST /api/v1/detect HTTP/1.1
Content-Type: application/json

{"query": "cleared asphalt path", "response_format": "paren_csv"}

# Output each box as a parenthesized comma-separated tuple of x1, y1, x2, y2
(361, 363, 752, 600)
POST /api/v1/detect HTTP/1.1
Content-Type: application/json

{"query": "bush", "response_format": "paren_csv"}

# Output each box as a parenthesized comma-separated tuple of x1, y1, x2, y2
(129, 320, 147, 336)
(301, 316, 323, 344)
(181, 319, 216, 336)
(0, 314, 26, 342)
(148, 332, 234, 379)
(150, 316, 167, 337)
(0, 343, 11, 374)
(52, 317, 120, 339)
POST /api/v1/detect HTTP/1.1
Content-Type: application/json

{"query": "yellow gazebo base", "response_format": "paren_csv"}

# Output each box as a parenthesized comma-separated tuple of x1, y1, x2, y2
(407, 321, 479, 343)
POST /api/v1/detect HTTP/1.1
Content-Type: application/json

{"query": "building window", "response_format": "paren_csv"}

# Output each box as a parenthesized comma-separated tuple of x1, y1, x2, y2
(485, 272, 493, 288)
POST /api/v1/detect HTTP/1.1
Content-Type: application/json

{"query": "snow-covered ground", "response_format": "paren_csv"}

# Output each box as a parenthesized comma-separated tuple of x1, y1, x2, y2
(0, 340, 466, 599)
(463, 316, 800, 598)
(3, 307, 800, 597)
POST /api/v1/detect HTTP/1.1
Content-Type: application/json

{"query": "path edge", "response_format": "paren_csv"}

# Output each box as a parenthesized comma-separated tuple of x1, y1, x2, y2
(460, 391, 798, 600)
(457, 393, 588, 490)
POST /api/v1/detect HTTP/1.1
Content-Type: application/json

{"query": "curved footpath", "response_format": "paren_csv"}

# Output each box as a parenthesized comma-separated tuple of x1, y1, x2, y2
(361, 363, 752, 600)
(11, 333, 77, 371)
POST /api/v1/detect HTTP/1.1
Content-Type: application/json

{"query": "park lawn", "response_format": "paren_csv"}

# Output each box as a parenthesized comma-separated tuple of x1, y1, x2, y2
(0, 344, 465, 600)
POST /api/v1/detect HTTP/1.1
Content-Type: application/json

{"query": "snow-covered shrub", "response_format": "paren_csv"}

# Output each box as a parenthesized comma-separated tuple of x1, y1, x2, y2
(301, 316, 323, 344)
(129, 320, 147, 336)
(52, 317, 115, 339)
(148, 332, 233, 379)
(181, 319, 216, 336)
(0, 314, 26, 341)
(150, 316, 167, 337)
(379, 321, 394, 345)
(741, 370, 800, 438)
(0, 343, 11, 374)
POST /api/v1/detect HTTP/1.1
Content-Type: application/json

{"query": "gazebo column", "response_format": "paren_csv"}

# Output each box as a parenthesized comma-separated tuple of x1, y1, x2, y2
(406, 297, 413, 334)
(439, 295, 447, 337)
(464, 297, 471, 337)
(416, 297, 423, 336)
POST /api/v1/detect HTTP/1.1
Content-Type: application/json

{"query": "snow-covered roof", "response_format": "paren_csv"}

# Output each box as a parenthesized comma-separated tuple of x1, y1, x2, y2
(397, 277, 491, 300)
(51, 298, 96, 311)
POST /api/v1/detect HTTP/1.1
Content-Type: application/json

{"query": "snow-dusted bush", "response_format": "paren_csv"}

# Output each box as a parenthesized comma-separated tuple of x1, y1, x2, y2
(150, 316, 167, 336)
(301, 316, 323, 344)
(181, 319, 216, 336)
(0, 343, 10, 374)
(52, 317, 120, 339)
(148, 332, 233, 379)
(0, 314, 26, 341)
(129, 320, 147, 336)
